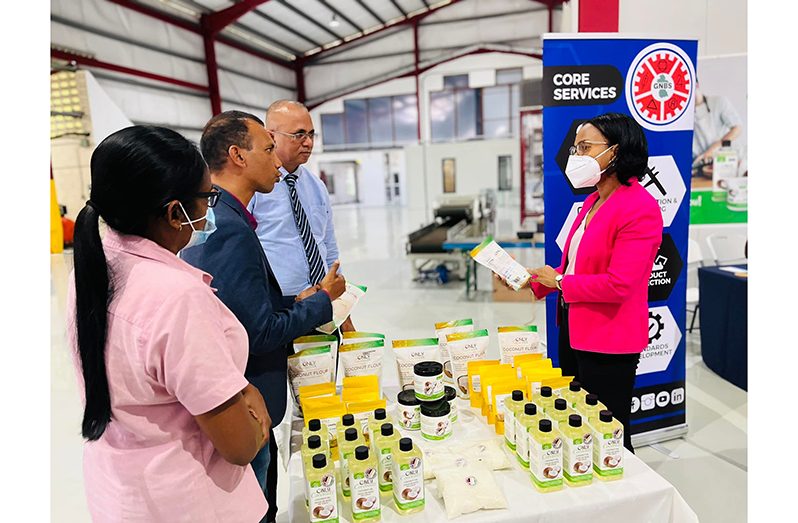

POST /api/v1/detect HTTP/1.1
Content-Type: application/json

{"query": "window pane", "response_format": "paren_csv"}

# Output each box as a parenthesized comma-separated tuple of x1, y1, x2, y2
(430, 91, 455, 142)
(344, 99, 368, 146)
(483, 85, 510, 138)
(321, 113, 344, 147)
(498, 155, 512, 191)
(392, 94, 418, 143)
(368, 97, 392, 146)
(443, 74, 469, 88)
(456, 89, 477, 139)
(497, 68, 523, 85)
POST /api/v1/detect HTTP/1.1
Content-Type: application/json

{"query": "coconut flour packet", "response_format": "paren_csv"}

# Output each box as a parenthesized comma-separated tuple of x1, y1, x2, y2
(317, 283, 367, 335)
(339, 340, 385, 384)
(392, 338, 441, 390)
(295, 334, 339, 382)
(446, 329, 490, 398)
(434, 319, 474, 386)
(497, 326, 542, 365)
(341, 331, 386, 345)
(287, 345, 334, 409)
(470, 236, 530, 291)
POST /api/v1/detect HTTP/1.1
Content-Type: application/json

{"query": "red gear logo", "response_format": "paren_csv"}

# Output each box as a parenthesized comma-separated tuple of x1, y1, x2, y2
(626, 44, 695, 130)
(632, 51, 690, 123)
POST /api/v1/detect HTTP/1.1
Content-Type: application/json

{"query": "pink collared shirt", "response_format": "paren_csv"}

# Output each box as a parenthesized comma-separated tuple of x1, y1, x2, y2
(66, 229, 267, 522)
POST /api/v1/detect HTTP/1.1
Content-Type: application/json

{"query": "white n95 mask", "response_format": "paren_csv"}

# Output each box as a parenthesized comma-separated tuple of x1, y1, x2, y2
(565, 146, 616, 188)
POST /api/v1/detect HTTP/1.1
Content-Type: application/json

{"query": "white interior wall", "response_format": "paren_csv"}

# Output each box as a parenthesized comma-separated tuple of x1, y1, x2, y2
(305, 150, 404, 208)
(619, 0, 747, 56)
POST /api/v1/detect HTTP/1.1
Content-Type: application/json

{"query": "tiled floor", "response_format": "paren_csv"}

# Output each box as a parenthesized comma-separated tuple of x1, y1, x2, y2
(50, 203, 746, 522)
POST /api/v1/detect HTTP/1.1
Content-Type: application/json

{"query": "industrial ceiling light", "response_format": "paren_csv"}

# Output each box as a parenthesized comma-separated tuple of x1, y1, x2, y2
(329, 14, 340, 28)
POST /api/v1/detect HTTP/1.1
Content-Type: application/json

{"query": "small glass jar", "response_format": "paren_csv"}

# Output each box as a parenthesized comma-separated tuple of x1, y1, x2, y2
(397, 390, 420, 431)
(444, 386, 457, 423)
(420, 399, 452, 441)
(414, 361, 444, 402)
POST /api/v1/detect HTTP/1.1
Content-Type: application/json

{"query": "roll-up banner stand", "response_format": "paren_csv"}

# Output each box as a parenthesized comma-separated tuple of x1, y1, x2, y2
(542, 34, 697, 446)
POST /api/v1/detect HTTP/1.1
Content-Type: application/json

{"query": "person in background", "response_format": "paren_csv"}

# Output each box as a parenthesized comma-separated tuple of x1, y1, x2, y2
(692, 80, 742, 167)
(515, 113, 662, 452)
(68, 125, 269, 521)
(181, 111, 346, 523)
(248, 100, 356, 335)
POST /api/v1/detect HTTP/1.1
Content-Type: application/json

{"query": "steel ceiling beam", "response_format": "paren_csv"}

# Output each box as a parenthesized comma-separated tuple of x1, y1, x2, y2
(203, 0, 272, 36)
(107, 0, 293, 69)
(353, 0, 386, 25)
(250, 8, 323, 48)
(307, 26, 405, 64)
(276, 0, 343, 42)
(310, 37, 540, 65)
(389, 0, 408, 18)
(232, 19, 303, 56)
(107, 0, 198, 34)
(420, 0, 430, 8)
(316, 0, 364, 33)
(304, 0, 464, 59)
(51, 48, 209, 92)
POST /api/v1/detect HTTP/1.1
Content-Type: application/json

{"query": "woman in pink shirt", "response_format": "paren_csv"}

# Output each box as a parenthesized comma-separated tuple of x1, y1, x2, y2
(68, 126, 270, 521)
(527, 113, 663, 452)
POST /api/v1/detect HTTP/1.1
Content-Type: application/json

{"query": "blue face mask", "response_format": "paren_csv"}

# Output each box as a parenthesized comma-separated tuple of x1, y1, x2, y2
(179, 202, 216, 250)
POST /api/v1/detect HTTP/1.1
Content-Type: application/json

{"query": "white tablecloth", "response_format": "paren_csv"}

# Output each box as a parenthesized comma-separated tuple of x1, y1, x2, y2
(286, 386, 697, 523)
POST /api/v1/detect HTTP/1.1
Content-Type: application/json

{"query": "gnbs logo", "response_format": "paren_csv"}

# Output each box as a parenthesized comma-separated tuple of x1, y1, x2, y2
(625, 43, 696, 131)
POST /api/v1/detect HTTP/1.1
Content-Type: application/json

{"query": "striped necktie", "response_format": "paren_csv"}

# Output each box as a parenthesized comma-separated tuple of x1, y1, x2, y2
(284, 173, 326, 286)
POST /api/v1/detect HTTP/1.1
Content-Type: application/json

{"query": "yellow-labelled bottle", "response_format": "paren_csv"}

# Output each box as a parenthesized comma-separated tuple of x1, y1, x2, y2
(302, 435, 331, 507)
(549, 398, 573, 429)
(349, 445, 381, 522)
(575, 393, 607, 425)
(306, 454, 339, 523)
(534, 386, 556, 414)
(514, 402, 540, 468)
(563, 380, 588, 409)
(392, 437, 425, 515)
(561, 414, 593, 487)
(591, 410, 624, 481)
(502, 390, 526, 451)
(338, 413, 362, 448)
(340, 427, 365, 499)
(372, 423, 400, 497)
(303, 419, 331, 459)
(529, 418, 564, 492)
(367, 408, 393, 449)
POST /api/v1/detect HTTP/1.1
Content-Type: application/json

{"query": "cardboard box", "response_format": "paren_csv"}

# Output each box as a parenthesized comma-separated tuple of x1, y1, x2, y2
(492, 277, 536, 302)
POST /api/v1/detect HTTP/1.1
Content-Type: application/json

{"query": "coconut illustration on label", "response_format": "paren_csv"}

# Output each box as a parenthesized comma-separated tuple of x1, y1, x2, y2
(355, 496, 377, 510)
(312, 505, 335, 519)
(544, 466, 561, 479)
(604, 456, 620, 468)
(402, 486, 421, 500)
(574, 462, 590, 474)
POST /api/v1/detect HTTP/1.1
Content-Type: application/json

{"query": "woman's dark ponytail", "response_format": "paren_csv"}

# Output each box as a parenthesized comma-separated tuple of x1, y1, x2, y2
(71, 125, 207, 441)
(73, 201, 112, 440)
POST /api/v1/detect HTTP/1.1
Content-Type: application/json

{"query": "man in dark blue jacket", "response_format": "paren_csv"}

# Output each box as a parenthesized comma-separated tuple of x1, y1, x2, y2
(182, 111, 346, 522)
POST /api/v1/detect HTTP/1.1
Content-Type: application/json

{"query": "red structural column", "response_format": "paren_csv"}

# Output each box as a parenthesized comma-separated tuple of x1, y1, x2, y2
(295, 59, 306, 104)
(413, 20, 421, 142)
(578, 0, 619, 32)
(200, 15, 223, 115)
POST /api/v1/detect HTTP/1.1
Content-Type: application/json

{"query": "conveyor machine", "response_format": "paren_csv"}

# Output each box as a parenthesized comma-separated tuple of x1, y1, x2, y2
(406, 193, 495, 283)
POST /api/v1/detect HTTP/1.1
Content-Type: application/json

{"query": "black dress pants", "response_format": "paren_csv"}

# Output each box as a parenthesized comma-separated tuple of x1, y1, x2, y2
(560, 305, 640, 453)
(264, 429, 278, 522)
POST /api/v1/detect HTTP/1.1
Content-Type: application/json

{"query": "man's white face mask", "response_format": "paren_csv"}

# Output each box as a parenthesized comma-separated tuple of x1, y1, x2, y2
(564, 145, 617, 189)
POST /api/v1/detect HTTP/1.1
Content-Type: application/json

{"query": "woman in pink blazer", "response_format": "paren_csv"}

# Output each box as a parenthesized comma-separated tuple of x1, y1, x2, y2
(530, 113, 662, 452)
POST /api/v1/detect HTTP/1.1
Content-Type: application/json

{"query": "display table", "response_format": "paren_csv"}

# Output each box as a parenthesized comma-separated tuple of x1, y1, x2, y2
(698, 265, 748, 390)
(287, 387, 697, 523)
